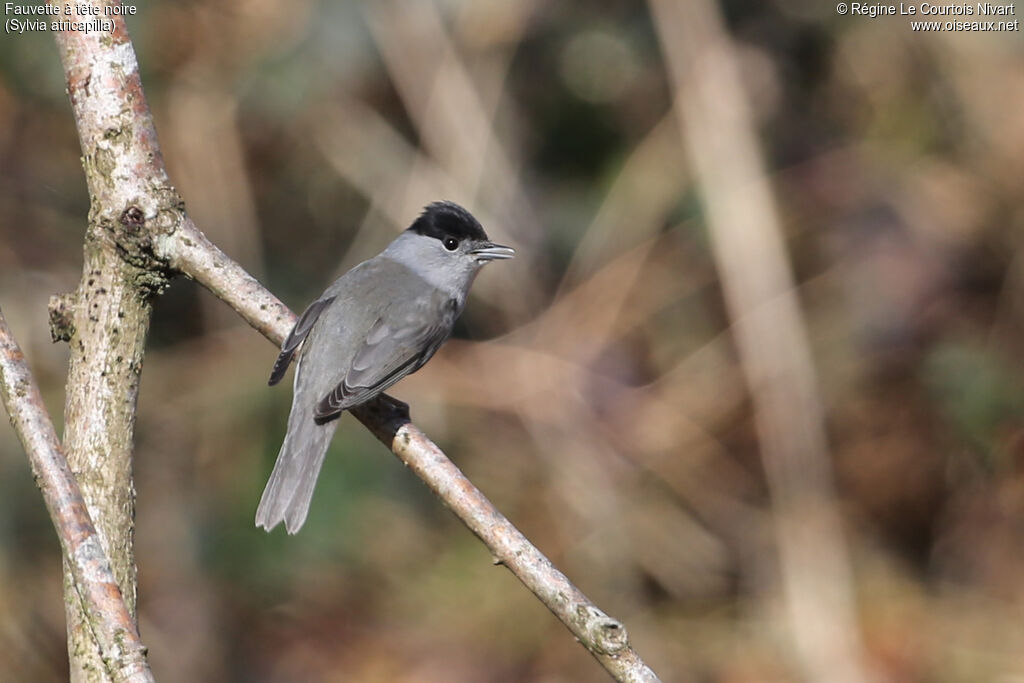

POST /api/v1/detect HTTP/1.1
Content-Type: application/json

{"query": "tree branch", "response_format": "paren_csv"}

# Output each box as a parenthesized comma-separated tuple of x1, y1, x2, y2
(350, 398, 659, 681)
(47, 1, 184, 679)
(0, 309, 154, 683)
(50, 2, 660, 681)
(162, 180, 660, 683)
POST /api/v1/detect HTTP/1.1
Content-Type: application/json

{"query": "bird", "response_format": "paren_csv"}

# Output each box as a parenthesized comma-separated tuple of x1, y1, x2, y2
(256, 201, 514, 533)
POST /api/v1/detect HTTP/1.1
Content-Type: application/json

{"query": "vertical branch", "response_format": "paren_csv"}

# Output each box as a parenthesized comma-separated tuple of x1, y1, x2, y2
(649, 1, 875, 682)
(58, 249, 154, 683)
(0, 309, 154, 683)
(47, 1, 187, 679)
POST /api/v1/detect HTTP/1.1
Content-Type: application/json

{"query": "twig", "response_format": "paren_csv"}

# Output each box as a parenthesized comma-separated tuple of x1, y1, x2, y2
(357, 400, 659, 682)
(0, 309, 154, 683)
(50, 1, 661, 681)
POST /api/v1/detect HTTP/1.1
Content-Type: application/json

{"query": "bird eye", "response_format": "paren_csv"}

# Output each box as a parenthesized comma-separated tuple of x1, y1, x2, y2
(443, 237, 459, 251)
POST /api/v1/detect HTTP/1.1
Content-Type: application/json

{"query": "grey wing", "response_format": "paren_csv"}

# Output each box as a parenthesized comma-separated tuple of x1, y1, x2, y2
(313, 312, 452, 421)
(268, 295, 336, 386)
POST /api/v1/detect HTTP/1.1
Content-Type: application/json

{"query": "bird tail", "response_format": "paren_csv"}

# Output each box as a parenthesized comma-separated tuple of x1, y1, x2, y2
(255, 386, 340, 534)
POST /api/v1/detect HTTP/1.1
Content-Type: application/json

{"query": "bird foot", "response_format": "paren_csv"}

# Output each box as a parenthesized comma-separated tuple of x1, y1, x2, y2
(377, 392, 410, 419)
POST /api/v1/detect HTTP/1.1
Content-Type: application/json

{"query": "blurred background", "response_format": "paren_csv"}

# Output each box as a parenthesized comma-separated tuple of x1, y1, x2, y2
(3, 0, 1024, 681)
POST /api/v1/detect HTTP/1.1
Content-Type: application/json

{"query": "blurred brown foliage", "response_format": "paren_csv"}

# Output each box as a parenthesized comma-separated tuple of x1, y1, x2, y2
(2, 1, 1024, 681)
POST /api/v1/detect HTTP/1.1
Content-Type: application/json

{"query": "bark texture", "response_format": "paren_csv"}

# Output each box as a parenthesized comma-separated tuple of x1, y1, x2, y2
(0, 309, 153, 683)
(48, 2, 184, 679)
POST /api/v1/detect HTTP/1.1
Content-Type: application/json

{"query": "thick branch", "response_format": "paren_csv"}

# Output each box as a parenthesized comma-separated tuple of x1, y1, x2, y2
(48, 1, 182, 679)
(0, 309, 154, 683)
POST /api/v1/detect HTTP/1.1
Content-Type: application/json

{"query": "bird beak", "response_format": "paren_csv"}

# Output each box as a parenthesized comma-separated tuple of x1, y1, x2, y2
(471, 241, 515, 261)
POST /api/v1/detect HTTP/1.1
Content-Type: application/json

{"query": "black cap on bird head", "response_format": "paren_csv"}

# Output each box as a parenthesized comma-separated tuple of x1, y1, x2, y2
(408, 201, 490, 244)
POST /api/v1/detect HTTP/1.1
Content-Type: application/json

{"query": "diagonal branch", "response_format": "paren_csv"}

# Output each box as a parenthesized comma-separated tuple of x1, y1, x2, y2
(163, 216, 661, 683)
(50, 2, 660, 681)
(0, 309, 154, 683)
